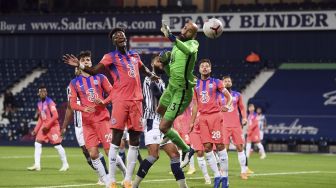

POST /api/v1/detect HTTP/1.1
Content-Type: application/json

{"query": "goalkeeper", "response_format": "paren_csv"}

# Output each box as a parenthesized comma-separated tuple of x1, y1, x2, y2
(157, 20, 199, 168)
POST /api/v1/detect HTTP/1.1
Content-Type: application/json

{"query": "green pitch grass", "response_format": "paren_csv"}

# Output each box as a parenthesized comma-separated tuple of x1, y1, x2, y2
(0, 146, 335, 188)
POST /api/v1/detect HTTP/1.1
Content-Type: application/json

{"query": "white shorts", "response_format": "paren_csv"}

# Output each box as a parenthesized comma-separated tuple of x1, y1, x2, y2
(144, 118, 170, 146)
(75, 126, 85, 147)
(122, 128, 129, 141)
(260, 131, 264, 141)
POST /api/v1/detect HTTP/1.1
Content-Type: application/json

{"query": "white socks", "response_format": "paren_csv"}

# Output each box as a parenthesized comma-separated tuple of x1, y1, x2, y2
(177, 179, 188, 188)
(34, 142, 42, 167)
(189, 155, 195, 169)
(125, 145, 139, 181)
(197, 156, 209, 177)
(238, 151, 247, 173)
(116, 155, 127, 177)
(218, 149, 229, 177)
(205, 151, 220, 178)
(91, 158, 108, 184)
(246, 143, 252, 158)
(54, 145, 68, 166)
(257, 143, 265, 155)
(109, 144, 119, 183)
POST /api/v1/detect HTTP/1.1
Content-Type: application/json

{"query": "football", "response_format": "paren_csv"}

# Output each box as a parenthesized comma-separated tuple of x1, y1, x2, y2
(203, 18, 224, 39)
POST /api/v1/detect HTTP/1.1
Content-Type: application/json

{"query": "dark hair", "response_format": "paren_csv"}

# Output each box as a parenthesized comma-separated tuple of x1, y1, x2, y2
(198, 58, 211, 67)
(77, 50, 91, 60)
(108, 27, 126, 40)
(39, 84, 47, 90)
(222, 75, 231, 80)
(151, 54, 160, 64)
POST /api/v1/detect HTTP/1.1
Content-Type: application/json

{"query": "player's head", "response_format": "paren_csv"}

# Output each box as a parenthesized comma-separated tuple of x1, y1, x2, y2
(248, 103, 255, 113)
(77, 50, 92, 67)
(109, 27, 127, 48)
(198, 59, 211, 76)
(222, 75, 232, 89)
(38, 84, 47, 100)
(257, 107, 263, 114)
(180, 20, 198, 41)
(151, 55, 164, 74)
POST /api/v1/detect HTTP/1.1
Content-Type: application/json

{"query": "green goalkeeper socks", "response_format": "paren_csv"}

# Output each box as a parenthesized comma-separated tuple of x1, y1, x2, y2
(165, 129, 190, 152)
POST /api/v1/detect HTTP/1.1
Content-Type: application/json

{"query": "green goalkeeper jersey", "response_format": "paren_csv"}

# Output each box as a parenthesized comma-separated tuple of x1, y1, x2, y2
(166, 39, 199, 89)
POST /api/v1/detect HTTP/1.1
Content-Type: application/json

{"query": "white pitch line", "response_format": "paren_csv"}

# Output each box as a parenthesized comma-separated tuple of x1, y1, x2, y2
(250, 171, 321, 176)
(0, 154, 81, 159)
(33, 171, 330, 188)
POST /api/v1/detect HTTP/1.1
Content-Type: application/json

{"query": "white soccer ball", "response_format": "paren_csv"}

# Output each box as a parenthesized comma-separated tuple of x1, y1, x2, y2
(203, 18, 224, 39)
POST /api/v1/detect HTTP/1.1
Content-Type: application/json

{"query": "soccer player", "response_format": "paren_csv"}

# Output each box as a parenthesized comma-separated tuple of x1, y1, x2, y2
(133, 55, 188, 188)
(61, 67, 109, 185)
(67, 51, 126, 186)
(189, 99, 211, 184)
(157, 20, 199, 168)
(256, 107, 266, 142)
(173, 106, 196, 174)
(191, 59, 232, 188)
(63, 28, 158, 188)
(221, 75, 250, 180)
(27, 85, 69, 171)
(246, 104, 266, 159)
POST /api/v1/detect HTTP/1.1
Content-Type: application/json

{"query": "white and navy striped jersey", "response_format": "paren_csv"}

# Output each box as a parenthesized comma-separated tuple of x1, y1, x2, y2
(66, 86, 82, 128)
(142, 75, 165, 121)
(257, 114, 266, 131)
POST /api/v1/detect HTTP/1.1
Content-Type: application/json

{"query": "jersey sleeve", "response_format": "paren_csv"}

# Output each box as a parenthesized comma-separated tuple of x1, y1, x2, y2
(99, 54, 113, 68)
(136, 53, 143, 68)
(216, 79, 225, 92)
(45, 100, 58, 129)
(175, 39, 199, 55)
(100, 75, 114, 104)
(237, 93, 247, 119)
(68, 83, 86, 112)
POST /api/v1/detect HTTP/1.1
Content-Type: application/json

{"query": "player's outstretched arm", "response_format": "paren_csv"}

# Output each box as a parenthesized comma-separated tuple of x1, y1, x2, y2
(238, 95, 247, 125)
(139, 64, 160, 81)
(63, 54, 105, 75)
(97, 75, 114, 105)
(175, 39, 199, 55)
(61, 101, 74, 136)
(221, 88, 233, 112)
(189, 92, 198, 133)
(44, 103, 59, 130)
(33, 117, 42, 136)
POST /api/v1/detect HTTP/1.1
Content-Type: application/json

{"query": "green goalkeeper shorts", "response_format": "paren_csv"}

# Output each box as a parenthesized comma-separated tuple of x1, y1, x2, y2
(159, 84, 194, 121)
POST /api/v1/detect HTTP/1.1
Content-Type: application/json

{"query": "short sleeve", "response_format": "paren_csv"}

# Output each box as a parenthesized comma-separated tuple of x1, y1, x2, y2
(99, 54, 113, 68)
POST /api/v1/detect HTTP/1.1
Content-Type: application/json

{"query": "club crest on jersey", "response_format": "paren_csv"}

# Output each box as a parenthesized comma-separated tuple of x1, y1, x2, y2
(200, 91, 210, 103)
(130, 56, 137, 63)
(209, 83, 213, 88)
(111, 118, 117, 125)
(86, 88, 98, 102)
(127, 64, 136, 78)
(94, 79, 99, 85)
